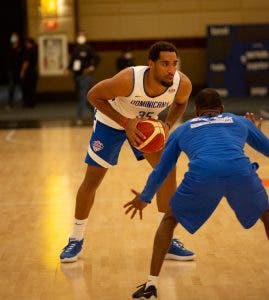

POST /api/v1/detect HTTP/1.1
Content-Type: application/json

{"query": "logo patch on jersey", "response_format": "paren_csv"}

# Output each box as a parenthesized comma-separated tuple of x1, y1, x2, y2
(92, 140, 104, 152)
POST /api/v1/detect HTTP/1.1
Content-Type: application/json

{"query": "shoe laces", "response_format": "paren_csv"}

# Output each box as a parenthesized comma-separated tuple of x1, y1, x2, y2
(136, 283, 146, 289)
(63, 241, 78, 253)
(172, 239, 185, 249)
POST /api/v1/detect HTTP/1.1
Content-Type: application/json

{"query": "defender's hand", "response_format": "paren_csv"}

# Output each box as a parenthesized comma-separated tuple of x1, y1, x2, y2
(124, 189, 148, 219)
(245, 112, 262, 130)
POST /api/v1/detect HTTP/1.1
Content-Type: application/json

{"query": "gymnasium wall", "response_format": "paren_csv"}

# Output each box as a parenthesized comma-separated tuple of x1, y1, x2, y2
(26, 0, 269, 93)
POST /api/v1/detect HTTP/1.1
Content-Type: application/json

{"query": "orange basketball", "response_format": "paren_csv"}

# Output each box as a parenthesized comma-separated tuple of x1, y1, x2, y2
(135, 119, 166, 153)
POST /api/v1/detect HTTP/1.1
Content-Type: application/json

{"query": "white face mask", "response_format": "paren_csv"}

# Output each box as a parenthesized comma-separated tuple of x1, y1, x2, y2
(77, 36, 86, 44)
(10, 35, 18, 44)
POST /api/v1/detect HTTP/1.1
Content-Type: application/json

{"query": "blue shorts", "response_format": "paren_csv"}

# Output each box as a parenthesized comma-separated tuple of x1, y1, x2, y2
(170, 169, 269, 234)
(85, 120, 144, 168)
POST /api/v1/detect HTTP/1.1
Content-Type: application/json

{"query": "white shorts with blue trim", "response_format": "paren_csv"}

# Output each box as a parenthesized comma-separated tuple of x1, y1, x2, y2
(85, 120, 144, 168)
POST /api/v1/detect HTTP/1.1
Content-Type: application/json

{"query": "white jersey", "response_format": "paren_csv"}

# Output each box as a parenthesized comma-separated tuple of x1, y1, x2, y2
(95, 65, 181, 129)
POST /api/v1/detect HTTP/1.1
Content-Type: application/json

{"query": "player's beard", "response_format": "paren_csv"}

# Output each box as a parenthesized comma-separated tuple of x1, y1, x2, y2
(153, 71, 174, 87)
(160, 80, 173, 87)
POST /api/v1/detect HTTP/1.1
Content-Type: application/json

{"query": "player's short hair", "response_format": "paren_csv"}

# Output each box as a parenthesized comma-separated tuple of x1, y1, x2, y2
(148, 41, 178, 61)
(195, 88, 222, 109)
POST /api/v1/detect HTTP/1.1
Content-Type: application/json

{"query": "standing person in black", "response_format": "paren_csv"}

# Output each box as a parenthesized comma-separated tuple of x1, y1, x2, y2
(20, 38, 38, 108)
(7, 32, 23, 109)
(68, 31, 100, 124)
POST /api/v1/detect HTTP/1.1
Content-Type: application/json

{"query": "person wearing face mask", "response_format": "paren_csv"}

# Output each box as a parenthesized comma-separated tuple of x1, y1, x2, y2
(67, 32, 100, 125)
(6, 32, 23, 109)
(116, 48, 135, 72)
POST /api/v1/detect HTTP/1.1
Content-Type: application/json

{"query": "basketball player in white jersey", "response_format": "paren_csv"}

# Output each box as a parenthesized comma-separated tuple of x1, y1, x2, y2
(60, 41, 195, 262)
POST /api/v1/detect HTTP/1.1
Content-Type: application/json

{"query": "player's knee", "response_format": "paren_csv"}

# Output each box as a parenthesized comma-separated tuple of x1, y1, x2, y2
(161, 212, 177, 229)
(156, 202, 169, 213)
(83, 167, 107, 189)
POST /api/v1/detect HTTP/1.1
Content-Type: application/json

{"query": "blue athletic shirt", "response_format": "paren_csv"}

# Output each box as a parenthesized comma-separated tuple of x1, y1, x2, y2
(140, 113, 269, 203)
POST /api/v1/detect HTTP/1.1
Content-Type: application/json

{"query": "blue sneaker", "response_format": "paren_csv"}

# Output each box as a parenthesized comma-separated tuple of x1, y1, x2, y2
(165, 238, 195, 261)
(60, 238, 84, 263)
(132, 283, 157, 299)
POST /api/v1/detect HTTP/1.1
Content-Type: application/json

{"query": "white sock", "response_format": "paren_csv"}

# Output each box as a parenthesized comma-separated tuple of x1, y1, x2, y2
(70, 218, 88, 241)
(146, 275, 158, 288)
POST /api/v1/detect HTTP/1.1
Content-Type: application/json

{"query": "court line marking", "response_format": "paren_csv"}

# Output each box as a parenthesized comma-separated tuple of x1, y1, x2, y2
(5, 129, 15, 141)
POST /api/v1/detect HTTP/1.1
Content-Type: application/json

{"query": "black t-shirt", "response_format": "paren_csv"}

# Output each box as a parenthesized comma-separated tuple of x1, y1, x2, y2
(8, 45, 23, 81)
(68, 42, 100, 76)
(22, 45, 38, 78)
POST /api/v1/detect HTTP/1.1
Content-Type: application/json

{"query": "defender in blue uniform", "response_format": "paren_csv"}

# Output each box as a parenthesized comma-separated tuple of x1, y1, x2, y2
(125, 88, 269, 300)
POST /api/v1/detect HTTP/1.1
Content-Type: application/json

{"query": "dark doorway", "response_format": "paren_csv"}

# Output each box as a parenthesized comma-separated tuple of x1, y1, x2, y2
(0, 0, 27, 83)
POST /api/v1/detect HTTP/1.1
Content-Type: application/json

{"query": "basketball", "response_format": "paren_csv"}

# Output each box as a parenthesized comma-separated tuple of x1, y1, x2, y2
(135, 119, 166, 153)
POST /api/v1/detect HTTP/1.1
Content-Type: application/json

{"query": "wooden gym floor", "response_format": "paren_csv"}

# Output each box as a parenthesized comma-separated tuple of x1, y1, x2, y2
(0, 122, 268, 300)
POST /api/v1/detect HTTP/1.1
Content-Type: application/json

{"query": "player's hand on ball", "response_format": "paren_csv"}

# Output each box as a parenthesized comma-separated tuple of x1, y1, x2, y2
(245, 112, 263, 130)
(125, 118, 147, 147)
(134, 119, 166, 153)
(124, 189, 148, 219)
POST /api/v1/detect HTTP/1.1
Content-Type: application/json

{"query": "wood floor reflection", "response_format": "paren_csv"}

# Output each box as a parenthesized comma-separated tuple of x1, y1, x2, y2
(0, 122, 268, 300)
